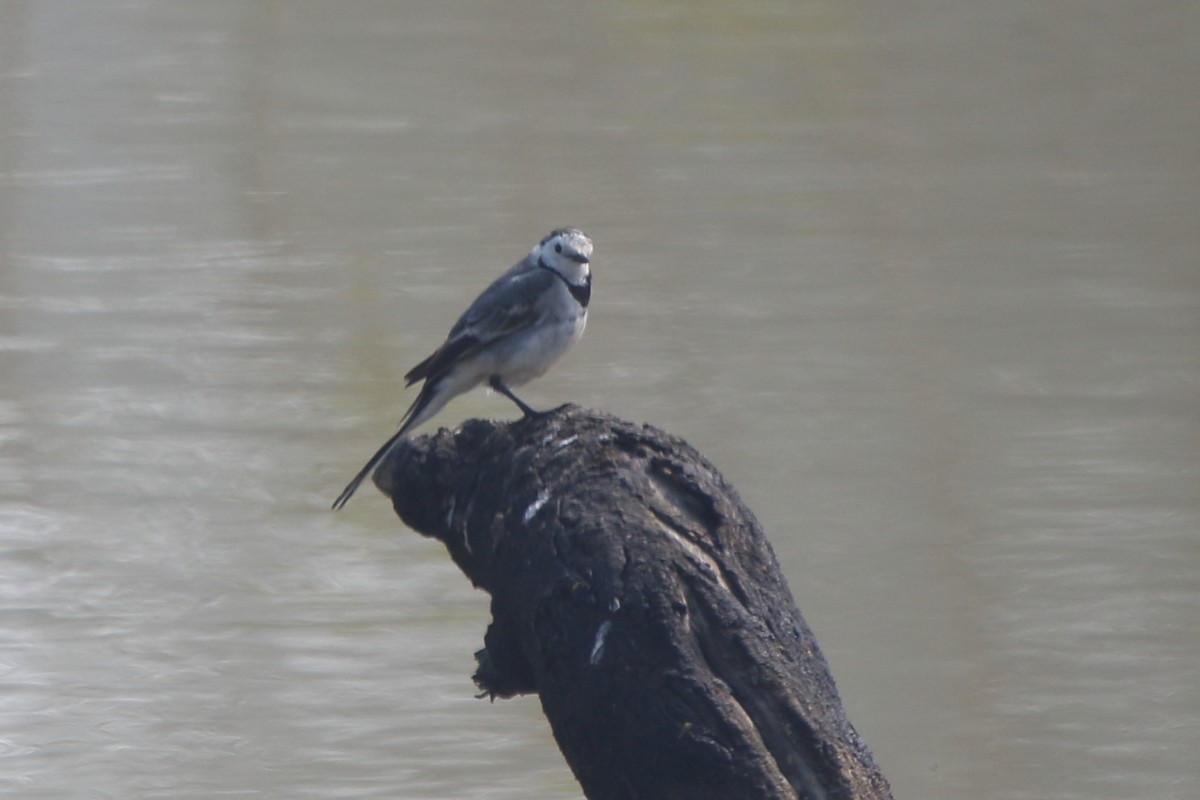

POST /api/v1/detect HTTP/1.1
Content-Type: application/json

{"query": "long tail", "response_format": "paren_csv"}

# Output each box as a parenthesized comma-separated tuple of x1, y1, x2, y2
(331, 376, 459, 510)
(330, 427, 406, 510)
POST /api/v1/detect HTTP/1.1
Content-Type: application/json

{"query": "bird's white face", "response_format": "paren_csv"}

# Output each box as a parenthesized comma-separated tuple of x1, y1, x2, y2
(532, 228, 592, 285)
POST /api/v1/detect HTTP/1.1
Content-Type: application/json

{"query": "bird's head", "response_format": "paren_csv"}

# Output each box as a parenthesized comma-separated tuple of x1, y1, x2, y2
(532, 227, 592, 284)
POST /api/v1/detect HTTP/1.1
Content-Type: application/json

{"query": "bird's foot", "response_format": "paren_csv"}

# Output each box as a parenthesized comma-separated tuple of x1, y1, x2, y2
(489, 376, 540, 418)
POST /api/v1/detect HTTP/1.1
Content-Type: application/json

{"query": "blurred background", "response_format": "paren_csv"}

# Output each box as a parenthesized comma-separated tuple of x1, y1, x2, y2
(1, 2, 1197, 798)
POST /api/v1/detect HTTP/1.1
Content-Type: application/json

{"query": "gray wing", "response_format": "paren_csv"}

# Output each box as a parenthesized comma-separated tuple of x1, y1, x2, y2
(404, 256, 553, 385)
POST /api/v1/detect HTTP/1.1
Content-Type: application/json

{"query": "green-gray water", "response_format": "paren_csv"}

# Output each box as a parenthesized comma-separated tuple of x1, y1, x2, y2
(2, 3, 1197, 798)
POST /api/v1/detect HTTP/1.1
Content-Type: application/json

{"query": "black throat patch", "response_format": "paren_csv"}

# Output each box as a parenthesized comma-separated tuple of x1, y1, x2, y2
(539, 259, 591, 308)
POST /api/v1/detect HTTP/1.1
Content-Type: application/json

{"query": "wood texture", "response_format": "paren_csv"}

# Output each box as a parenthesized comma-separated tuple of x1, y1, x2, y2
(374, 405, 892, 800)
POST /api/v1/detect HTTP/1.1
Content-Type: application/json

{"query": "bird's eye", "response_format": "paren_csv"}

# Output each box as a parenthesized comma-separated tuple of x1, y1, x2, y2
(554, 243, 563, 253)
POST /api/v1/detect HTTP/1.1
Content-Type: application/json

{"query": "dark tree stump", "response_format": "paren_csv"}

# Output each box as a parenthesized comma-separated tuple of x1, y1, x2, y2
(374, 405, 892, 800)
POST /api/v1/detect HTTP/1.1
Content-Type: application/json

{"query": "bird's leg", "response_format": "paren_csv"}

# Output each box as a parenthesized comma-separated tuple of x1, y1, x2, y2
(489, 376, 539, 418)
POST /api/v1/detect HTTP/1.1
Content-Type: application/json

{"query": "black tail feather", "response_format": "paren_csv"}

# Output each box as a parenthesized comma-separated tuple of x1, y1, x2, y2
(331, 384, 437, 509)
(331, 428, 404, 509)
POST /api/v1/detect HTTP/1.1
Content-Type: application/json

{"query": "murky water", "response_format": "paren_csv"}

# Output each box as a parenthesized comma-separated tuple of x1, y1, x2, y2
(2, 2, 1197, 798)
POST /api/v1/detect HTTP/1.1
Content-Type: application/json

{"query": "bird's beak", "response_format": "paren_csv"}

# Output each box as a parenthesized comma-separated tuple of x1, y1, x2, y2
(569, 252, 590, 264)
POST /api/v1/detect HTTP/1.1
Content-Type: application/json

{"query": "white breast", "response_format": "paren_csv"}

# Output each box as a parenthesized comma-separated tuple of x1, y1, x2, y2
(497, 308, 586, 386)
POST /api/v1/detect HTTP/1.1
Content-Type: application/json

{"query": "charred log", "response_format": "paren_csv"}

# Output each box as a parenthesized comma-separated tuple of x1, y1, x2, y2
(373, 404, 892, 800)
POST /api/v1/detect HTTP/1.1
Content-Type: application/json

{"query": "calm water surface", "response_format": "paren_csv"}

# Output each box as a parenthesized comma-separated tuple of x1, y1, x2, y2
(1, 2, 1197, 799)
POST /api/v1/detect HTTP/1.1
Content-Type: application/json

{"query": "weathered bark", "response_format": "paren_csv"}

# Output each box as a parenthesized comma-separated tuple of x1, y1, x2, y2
(374, 405, 892, 800)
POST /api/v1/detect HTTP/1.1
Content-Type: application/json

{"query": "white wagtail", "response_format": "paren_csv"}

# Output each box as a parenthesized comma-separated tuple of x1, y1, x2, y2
(332, 227, 593, 509)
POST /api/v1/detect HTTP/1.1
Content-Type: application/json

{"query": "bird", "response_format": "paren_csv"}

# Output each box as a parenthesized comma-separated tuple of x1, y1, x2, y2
(332, 227, 593, 509)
